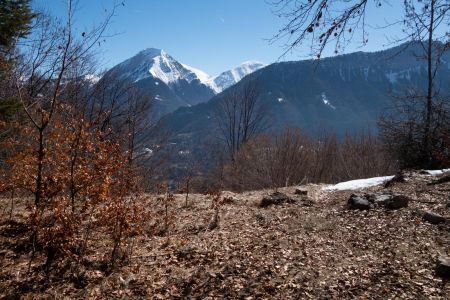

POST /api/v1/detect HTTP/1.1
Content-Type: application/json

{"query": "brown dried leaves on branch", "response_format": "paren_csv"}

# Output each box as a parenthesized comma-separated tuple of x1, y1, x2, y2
(0, 104, 146, 271)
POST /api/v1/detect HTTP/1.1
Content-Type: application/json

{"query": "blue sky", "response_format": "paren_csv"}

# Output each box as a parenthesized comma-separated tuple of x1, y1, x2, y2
(32, 0, 405, 75)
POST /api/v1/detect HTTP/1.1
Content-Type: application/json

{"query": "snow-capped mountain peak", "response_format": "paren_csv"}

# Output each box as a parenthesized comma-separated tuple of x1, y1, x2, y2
(113, 48, 210, 86)
(110, 48, 266, 95)
(207, 61, 267, 93)
(180, 63, 211, 86)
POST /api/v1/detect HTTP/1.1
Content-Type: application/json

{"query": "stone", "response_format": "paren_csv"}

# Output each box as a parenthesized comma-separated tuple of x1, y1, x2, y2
(436, 257, 450, 278)
(367, 193, 392, 205)
(259, 192, 296, 208)
(347, 194, 371, 210)
(423, 211, 447, 224)
(294, 188, 308, 196)
(384, 172, 406, 188)
(384, 195, 409, 209)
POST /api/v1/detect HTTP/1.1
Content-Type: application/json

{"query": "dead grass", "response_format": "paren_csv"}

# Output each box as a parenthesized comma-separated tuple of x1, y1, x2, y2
(0, 172, 449, 299)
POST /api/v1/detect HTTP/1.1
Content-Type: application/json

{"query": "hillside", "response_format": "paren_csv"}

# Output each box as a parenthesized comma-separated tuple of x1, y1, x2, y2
(1, 170, 449, 299)
(161, 42, 450, 150)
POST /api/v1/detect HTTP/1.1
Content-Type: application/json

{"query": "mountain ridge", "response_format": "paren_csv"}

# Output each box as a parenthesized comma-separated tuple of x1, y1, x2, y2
(159, 42, 450, 156)
(103, 48, 265, 116)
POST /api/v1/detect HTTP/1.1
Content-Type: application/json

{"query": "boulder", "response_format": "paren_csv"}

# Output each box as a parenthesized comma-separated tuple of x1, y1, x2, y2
(423, 211, 447, 224)
(347, 194, 371, 210)
(294, 188, 308, 196)
(384, 173, 406, 188)
(436, 257, 450, 278)
(259, 192, 296, 208)
(384, 195, 410, 209)
(367, 193, 392, 205)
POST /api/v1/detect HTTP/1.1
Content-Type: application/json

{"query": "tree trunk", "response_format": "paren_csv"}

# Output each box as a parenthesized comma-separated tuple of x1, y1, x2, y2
(424, 0, 435, 165)
(35, 128, 45, 206)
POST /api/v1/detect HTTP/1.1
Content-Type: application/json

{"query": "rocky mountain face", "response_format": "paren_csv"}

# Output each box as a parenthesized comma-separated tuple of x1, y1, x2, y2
(103, 48, 265, 117)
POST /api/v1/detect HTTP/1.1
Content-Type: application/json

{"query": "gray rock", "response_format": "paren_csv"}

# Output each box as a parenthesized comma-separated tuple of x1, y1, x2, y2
(423, 211, 447, 224)
(384, 173, 406, 188)
(384, 195, 410, 209)
(294, 188, 308, 196)
(348, 194, 371, 210)
(259, 192, 296, 208)
(436, 257, 450, 278)
(367, 193, 392, 205)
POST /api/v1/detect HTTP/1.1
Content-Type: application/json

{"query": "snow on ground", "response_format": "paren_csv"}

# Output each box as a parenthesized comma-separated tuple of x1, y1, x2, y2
(321, 92, 336, 109)
(323, 169, 450, 191)
(323, 175, 394, 191)
(426, 168, 450, 175)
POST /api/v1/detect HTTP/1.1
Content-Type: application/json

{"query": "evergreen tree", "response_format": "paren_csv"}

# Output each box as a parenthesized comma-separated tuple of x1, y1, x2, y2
(0, 0, 35, 50)
(0, 0, 34, 133)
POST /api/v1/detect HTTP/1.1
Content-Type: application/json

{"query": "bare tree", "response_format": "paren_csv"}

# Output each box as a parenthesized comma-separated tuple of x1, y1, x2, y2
(13, 1, 117, 206)
(219, 128, 394, 191)
(215, 80, 269, 162)
(271, 0, 387, 58)
(401, 0, 449, 165)
(272, 0, 450, 168)
(378, 1, 450, 168)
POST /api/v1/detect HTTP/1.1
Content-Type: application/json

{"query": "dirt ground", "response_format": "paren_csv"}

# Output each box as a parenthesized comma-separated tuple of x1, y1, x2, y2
(0, 171, 449, 299)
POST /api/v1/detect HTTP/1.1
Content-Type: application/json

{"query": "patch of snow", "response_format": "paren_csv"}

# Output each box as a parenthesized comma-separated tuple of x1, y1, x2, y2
(386, 67, 421, 84)
(363, 67, 369, 81)
(178, 150, 190, 155)
(426, 168, 450, 175)
(321, 93, 336, 109)
(155, 94, 163, 101)
(278, 97, 284, 103)
(207, 61, 266, 93)
(181, 63, 211, 85)
(323, 176, 394, 191)
(84, 74, 100, 84)
(154, 81, 159, 85)
(149, 51, 184, 85)
(323, 168, 450, 191)
(338, 67, 346, 81)
(386, 71, 398, 84)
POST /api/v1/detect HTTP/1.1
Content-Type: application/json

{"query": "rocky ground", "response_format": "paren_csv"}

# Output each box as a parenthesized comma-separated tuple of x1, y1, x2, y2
(0, 170, 449, 299)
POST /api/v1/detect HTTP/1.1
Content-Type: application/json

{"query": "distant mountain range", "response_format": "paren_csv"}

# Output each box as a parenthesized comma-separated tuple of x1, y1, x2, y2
(158, 42, 450, 154)
(97, 43, 450, 162)
(104, 48, 265, 116)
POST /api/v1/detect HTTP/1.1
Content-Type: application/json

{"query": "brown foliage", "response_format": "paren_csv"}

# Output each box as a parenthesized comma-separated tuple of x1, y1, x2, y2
(0, 2, 152, 271)
(0, 103, 146, 269)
